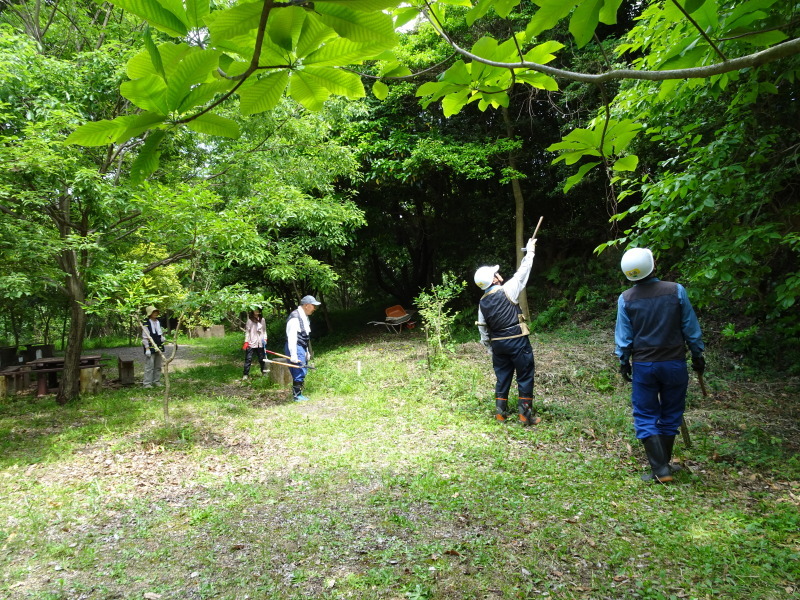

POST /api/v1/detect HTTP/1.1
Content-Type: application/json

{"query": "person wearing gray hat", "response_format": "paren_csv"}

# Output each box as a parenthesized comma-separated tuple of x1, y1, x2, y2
(284, 295, 321, 401)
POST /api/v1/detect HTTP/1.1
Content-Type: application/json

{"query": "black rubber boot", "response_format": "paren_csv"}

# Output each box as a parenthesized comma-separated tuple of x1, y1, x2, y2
(641, 436, 673, 483)
(495, 399, 510, 422)
(292, 384, 302, 400)
(518, 400, 541, 427)
(660, 434, 682, 473)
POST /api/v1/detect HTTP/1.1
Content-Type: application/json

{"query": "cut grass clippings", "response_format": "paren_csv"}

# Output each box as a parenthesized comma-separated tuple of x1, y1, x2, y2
(0, 324, 798, 599)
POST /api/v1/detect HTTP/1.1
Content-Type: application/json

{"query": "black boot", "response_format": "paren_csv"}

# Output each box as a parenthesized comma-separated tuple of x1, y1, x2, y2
(660, 434, 682, 473)
(495, 399, 509, 422)
(641, 435, 673, 483)
(292, 384, 302, 400)
(518, 399, 541, 427)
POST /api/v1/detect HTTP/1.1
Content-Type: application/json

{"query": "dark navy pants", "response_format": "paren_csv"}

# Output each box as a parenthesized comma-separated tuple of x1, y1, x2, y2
(631, 360, 689, 438)
(491, 336, 534, 401)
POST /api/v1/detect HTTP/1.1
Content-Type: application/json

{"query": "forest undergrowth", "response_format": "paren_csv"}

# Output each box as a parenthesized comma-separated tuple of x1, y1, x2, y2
(0, 323, 798, 600)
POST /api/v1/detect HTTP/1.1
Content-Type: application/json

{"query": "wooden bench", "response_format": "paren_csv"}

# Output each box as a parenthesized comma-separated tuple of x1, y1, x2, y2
(0, 366, 29, 397)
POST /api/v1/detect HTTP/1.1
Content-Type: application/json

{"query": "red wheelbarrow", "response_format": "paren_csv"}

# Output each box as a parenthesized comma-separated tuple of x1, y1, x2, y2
(367, 305, 416, 334)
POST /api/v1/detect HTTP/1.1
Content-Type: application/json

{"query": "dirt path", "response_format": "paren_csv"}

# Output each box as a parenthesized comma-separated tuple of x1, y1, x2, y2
(95, 343, 211, 380)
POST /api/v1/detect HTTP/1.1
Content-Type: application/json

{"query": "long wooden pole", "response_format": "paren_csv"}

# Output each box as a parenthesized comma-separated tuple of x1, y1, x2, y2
(531, 216, 544, 241)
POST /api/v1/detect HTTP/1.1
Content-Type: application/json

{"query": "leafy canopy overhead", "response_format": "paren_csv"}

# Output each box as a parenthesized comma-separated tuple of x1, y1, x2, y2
(66, 0, 800, 184)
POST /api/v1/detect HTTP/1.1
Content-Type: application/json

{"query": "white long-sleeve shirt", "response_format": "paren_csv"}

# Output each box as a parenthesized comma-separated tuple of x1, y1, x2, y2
(286, 306, 311, 362)
(477, 247, 535, 347)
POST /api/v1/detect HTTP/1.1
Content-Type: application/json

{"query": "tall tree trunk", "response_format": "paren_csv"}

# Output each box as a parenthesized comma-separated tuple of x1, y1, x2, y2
(502, 106, 530, 320)
(57, 294, 87, 404)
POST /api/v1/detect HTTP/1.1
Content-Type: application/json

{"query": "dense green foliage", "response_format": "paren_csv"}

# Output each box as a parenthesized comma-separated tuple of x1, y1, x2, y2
(1, 0, 799, 385)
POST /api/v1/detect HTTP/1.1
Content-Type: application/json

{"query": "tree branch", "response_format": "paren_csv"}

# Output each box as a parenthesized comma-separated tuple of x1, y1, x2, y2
(142, 248, 193, 273)
(445, 36, 800, 83)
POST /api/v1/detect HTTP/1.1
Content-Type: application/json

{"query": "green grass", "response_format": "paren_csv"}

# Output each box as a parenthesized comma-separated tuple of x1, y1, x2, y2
(0, 324, 798, 599)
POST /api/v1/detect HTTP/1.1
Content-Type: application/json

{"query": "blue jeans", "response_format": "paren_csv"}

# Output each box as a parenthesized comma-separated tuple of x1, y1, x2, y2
(631, 360, 689, 438)
(283, 344, 308, 385)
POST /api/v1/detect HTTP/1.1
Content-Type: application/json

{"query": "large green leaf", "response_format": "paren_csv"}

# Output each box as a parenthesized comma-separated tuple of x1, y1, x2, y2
(143, 26, 166, 81)
(117, 111, 168, 144)
(130, 130, 166, 184)
(515, 70, 558, 91)
(238, 71, 290, 115)
(313, 2, 396, 43)
(184, 0, 210, 28)
(268, 6, 307, 52)
(563, 161, 599, 193)
(304, 38, 389, 66)
(108, 0, 188, 37)
(295, 12, 338, 57)
(178, 79, 235, 113)
(289, 70, 330, 111)
(127, 43, 192, 79)
(185, 113, 240, 138)
(165, 48, 222, 111)
(613, 154, 639, 172)
(569, 0, 603, 48)
(206, 1, 265, 43)
(121, 75, 169, 113)
(526, 0, 579, 39)
(64, 117, 131, 146)
(441, 89, 471, 117)
(298, 66, 364, 99)
(466, 0, 495, 26)
(323, 0, 400, 10)
(372, 80, 389, 100)
(523, 40, 563, 64)
(599, 0, 623, 24)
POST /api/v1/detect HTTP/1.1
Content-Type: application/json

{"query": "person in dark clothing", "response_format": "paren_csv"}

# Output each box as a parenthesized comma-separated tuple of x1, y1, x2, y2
(285, 295, 320, 401)
(142, 305, 166, 388)
(615, 247, 705, 483)
(475, 235, 541, 426)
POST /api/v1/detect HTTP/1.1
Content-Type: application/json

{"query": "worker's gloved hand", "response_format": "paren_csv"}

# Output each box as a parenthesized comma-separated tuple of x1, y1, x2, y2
(526, 237, 536, 253)
(242, 342, 248, 351)
(619, 361, 632, 382)
(691, 354, 705, 373)
(145, 349, 151, 357)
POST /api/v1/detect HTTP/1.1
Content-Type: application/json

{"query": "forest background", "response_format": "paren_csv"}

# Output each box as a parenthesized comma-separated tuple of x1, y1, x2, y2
(0, 0, 798, 390)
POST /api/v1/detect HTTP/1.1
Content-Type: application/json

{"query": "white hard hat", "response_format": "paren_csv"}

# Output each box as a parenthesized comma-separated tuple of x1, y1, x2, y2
(620, 248, 654, 281)
(474, 265, 499, 290)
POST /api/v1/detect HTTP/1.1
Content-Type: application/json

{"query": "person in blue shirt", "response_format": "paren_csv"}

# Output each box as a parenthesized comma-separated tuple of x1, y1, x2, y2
(615, 248, 705, 483)
(475, 235, 541, 426)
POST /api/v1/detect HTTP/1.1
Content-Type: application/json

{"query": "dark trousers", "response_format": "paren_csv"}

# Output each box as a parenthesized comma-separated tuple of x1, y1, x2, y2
(243, 346, 267, 375)
(491, 336, 534, 400)
(631, 360, 688, 438)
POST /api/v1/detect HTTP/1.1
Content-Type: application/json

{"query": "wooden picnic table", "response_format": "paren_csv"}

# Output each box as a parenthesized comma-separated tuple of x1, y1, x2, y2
(25, 355, 104, 397)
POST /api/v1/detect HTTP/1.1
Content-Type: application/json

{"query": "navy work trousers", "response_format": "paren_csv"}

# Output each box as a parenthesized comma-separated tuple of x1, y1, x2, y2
(491, 336, 534, 401)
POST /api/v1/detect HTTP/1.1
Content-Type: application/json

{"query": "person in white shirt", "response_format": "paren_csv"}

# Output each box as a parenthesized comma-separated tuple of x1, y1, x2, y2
(242, 308, 268, 380)
(142, 305, 166, 388)
(284, 295, 320, 401)
(474, 236, 540, 425)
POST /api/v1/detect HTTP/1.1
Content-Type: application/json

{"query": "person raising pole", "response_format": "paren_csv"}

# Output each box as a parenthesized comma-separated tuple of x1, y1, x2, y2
(474, 219, 542, 426)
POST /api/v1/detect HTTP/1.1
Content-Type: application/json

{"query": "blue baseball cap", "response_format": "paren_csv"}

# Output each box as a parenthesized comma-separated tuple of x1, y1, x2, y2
(300, 295, 321, 306)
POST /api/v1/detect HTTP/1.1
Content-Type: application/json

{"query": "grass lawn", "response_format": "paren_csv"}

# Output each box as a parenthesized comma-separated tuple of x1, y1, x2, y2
(0, 323, 798, 599)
